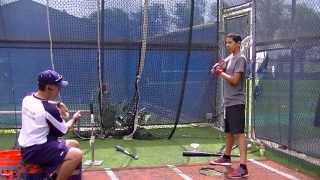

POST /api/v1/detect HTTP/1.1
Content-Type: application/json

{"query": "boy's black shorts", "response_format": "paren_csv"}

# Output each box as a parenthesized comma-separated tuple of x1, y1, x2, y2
(224, 104, 245, 134)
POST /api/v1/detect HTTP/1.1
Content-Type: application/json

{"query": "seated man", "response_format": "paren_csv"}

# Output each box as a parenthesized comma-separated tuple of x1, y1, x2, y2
(18, 69, 83, 180)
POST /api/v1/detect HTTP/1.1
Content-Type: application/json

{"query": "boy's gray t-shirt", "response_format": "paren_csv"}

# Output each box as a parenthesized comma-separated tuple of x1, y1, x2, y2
(223, 53, 246, 107)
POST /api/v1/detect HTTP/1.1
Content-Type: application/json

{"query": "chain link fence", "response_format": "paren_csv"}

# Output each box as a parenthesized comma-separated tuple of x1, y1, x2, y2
(254, 0, 320, 158)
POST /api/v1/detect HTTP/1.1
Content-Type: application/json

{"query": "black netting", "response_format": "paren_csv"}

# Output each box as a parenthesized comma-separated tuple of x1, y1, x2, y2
(254, 0, 320, 158)
(256, 0, 292, 42)
(0, 0, 99, 131)
(2, 0, 318, 158)
(0, 0, 218, 139)
(254, 49, 291, 145)
(295, 0, 320, 38)
(225, 15, 250, 43)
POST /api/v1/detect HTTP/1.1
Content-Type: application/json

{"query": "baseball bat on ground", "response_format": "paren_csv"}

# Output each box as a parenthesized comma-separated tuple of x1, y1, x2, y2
(115, 145, 139, 160)
(183, 151, 239, 157)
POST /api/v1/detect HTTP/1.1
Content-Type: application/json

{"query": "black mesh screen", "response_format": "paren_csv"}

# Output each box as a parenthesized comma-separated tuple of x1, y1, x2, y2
(0, 0, 218, 135)
(254, 0, 320, 158)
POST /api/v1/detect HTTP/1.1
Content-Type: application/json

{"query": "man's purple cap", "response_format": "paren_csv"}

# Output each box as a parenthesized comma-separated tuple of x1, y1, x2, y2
(38, 70, 68, 88)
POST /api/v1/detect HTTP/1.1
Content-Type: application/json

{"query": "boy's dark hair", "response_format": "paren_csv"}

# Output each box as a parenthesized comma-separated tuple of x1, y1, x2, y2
(226, 33, 242, 43)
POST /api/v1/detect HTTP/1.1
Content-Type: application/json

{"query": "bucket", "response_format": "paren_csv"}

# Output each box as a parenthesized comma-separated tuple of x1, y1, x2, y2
(0, 149, 22, 179)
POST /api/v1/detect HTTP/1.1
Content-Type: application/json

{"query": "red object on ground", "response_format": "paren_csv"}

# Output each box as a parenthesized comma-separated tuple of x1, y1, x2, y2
(0, 149, 22, 179)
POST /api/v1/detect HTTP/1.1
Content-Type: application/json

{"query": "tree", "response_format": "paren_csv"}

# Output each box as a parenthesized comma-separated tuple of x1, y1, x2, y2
(89, 7, 132, 40)
(129, 11, 142, 40)
(255, 0, 320, 42)
(256, 0, 289, 42)
(173, 0, 205, 29)
(293, 3, 320, 37)
(209, 1, 218, 23)
(148, 3, 170, 35)
(173, 3, 189, 29)
(194, 0, 206, 25)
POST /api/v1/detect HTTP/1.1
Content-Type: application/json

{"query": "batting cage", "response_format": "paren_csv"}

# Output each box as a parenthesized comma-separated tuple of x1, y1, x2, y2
(0, 0, 319, 179)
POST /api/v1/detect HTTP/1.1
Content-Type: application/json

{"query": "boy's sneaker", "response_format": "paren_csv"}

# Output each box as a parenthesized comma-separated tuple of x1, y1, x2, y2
(209, 156, 232, 166)
(227, 166, 249, 179)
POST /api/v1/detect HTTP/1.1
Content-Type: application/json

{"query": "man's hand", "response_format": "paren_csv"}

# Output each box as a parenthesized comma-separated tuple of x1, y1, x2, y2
(57, 102, 70, 119)
(66, 111, 81, 130)
(72, 111, 81, 122)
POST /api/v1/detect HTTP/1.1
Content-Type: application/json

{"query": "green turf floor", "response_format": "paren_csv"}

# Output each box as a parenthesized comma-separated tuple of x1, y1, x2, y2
(80, 127, 230, 168)
(1, 127, 318, 178)
(0, 127, 257, 168)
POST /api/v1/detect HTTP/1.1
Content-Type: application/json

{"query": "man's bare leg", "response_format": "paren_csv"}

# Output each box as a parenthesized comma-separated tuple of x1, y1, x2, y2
(54, 139, 81, 176)
(66, 139, 80, 148)
(56, 147, 82, 180)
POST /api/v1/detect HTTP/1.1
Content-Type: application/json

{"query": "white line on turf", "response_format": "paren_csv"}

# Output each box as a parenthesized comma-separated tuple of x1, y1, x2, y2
(105, 168, 119, 180)
(167, 165, 193, 180)
(249, 159, 299, 180)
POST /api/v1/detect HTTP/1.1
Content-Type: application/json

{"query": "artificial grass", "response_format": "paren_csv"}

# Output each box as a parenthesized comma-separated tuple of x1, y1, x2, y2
(77, 127, 264, 168)
(265, 146, 320, 178)
(7, 126, 318, 176)
(79, 127, 228, 168)
(0, 127, 249, 168)
(0, 131, 17, 150)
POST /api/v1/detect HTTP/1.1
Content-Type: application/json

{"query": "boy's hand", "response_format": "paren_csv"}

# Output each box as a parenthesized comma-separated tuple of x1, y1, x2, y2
(211, 59, 225, 75)
(214, 66, 224, 75)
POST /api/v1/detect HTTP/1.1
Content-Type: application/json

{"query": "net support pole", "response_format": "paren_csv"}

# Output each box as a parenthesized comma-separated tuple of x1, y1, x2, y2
(100, 0, 105, 83)
(96, 0, 105, 129)
(250, 0, 257, 140)
(46, 0, 54, 70)
(288, 0, 297, 150)
(98, 0, 106, 130)
(168, 0, 195, 139)
(123, 0, 149, 140)
(217, 0, 225, 130)
(83, 0, 104, 167)
(84, 104, 103, 166)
